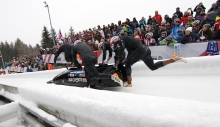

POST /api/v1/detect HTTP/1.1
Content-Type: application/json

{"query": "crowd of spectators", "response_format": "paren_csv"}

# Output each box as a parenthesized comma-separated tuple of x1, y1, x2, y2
(63, 1, 220, 47)
(2, 1, 220, 73)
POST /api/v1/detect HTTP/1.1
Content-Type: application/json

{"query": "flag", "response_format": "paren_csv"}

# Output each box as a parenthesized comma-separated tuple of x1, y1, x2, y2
(58, 29, 64, 42)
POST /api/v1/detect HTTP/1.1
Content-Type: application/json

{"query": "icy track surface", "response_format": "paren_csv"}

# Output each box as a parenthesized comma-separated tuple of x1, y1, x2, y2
(0, 56, 220, 127)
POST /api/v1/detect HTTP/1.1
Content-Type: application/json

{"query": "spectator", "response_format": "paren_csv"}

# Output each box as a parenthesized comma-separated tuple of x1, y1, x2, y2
(187, 8, 194, 16)
(164, 15, 173, 25)
(132, 17, 138, 28)
(127, 25, 133, 36)
(206, 3, 220, 26)
(192, 20, 201, 34)
(214, 16, 220, 34)
(187, 16, 194, 26)
(172, 14, 179, 26)
(181, 11, 189, 25)
(154, 10, 163, 25)
(139, 20, 145, 30)
(198, 24, 215, 41)
(172, 19, 184, 39)
(174, 7, 183, 19)
(180, 27, 200, 44)
(151, 17, 159, 26)
(195, 9, 206, 22)
(139, 28, 145, 44)
(175, 28, 185, 43)
(157, 31, 167, 44)
(87, 40, 98, 51)
(103, 25, 109, 38)
(147, 15, 153, 25)
(141, 17, 147, 26)
(160, 36, 178, 46)
(133, 28, 140, 41)
(193, 2, 206, 13)
(144, 32, 157, 46)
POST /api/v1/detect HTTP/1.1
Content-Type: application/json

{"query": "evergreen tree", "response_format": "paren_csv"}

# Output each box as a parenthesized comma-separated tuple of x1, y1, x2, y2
(51, 28, 59, 45)
(69, 26, 74, 37)
(41, 26, 53, 48)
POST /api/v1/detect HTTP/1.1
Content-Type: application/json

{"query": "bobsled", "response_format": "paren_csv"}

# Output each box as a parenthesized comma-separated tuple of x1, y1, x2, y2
(47, 63, 127, 89)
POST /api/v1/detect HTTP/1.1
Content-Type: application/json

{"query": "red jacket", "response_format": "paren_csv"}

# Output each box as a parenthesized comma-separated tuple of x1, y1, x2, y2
(154, 14, 162, 25)
(181, 15, 189, 25)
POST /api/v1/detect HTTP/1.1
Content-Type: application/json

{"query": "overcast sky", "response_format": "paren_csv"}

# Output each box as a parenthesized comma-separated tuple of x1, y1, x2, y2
(0, 0, 217, 46)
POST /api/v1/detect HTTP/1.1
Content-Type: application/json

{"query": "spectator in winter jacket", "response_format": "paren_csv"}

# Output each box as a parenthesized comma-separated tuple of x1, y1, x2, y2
(187, 16, 194, 26)
(141, 17, 147, 26)
(139, 20, 145, 30)
(198, 24, 215, 41)
(157, 31, 167, 44)
(154, 10, 163, 25)
(147, 15, 153, 25)
(144, 32, 157, 46)
(172, 19, 184, 39)
(164, 15, 173, 25)
(181, 11, 189, 25)
(139, 28, 145, 44)
(160, 36, 178, 46)
(132, 18, 138, 27)
(192, 20, 201, 34)
(194, 2, 206, 12)
(127, 25, 133, 36)
(206, 3, 220, 25)
(181, 27, 200, 44)
(175, 28, 185, 43)
(174, 7, 183, 19)
(133, 28, 140, 41)
(195, 9, 206, 22)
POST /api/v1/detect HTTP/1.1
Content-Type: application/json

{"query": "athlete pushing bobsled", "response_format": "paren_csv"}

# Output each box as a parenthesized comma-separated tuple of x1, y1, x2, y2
(110, 35, 187, 87)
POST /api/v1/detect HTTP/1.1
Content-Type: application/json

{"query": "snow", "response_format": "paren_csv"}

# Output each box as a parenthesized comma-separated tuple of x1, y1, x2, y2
(0, 56, 220, 127)
(0, 89, 57, 122)
(0, 117, 25, 127)
(63, 123, 77, 127)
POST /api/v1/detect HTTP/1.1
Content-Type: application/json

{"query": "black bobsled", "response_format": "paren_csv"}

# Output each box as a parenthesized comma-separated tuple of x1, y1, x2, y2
(47, 63, 127, 89)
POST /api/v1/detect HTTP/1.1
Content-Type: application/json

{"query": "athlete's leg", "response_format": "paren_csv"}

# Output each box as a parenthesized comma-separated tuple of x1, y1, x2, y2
(142, 48, 184, 71)
(125, 46, 146, 85)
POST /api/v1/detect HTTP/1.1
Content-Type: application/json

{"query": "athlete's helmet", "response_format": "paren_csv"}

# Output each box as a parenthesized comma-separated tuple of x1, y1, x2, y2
(110, 36, 120, 46)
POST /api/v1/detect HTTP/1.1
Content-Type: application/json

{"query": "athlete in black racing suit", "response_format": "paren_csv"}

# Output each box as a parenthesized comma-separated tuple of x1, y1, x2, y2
(72, 40, 123, 88)
(110, 36, 187, 87)
(54, 43, 74, 66)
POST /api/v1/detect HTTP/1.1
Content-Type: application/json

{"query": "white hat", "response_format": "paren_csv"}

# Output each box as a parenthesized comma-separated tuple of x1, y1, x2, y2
(185, 27, 192, 32)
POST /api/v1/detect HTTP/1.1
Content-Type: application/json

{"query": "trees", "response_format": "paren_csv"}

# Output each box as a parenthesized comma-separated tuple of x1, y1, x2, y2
(69, 26, 74, 37)
(41, 26, 53, 49)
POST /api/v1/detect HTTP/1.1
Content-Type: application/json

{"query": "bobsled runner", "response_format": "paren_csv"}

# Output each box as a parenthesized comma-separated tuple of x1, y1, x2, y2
(47, 63, 127, 89)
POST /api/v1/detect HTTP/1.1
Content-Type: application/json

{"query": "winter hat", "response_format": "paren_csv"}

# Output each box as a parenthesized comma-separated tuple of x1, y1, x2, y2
(185, 27, 192, 32)
(146, 32, 153, 37)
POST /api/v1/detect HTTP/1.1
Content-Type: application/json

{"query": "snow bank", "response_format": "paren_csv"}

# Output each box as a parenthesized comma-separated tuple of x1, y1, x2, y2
(132, 56, 220, 76)
(0, 89, 57, 122)
(19, 82, 220, 127)
(0, 117, 25, 127)
(0, 102, 19, 123)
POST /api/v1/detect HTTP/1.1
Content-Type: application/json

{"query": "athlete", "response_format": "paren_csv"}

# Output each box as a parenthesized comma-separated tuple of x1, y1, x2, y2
(54, 43, 74, 66)
(98, 39, 113, 64)
(72, 40, 123, 88)
(110, 36, 187, 87)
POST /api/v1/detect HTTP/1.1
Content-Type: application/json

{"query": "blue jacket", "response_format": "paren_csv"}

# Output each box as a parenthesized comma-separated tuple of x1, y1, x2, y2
(172, 25, 181, 38)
